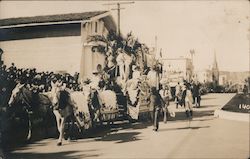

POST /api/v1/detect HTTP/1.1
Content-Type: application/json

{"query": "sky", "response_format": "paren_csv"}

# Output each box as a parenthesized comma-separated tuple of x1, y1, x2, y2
(0, 0, 249, 72)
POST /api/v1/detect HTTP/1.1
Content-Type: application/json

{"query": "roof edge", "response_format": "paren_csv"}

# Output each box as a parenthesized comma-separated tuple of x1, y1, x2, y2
(0, 10, 110, 29)
(0, 20, 83, 29)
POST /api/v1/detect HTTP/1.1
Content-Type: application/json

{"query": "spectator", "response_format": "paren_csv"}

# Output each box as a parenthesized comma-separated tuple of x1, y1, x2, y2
(0, 63, 82, 95)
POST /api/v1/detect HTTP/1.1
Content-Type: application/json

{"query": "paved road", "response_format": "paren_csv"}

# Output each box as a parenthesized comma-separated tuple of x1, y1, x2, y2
(6, 93, 250, 159)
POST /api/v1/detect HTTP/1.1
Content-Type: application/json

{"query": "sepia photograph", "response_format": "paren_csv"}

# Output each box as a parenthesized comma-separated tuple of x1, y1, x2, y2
(0, 0, 249, 158)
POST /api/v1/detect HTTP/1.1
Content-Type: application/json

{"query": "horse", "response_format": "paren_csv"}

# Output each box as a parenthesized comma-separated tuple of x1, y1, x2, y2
(8, 83, 54, 141)
(50, 85, 84, 146)
(80, 83, 118, 126)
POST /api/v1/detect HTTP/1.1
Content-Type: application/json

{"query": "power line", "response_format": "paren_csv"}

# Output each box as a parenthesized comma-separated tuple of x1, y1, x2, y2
(103, 2, 134, 36)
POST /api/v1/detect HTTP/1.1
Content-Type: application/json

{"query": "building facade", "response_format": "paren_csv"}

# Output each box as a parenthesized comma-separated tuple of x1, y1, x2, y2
(195, 69, 212, 83)
(0, 11, 116, 80)
(161, 57, 194, 85)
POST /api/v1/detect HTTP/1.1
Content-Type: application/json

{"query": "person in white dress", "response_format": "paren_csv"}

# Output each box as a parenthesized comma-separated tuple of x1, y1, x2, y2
(182, 84, 194, 118)
(116, 48, 125, 80)
(147, 67, 158, 89)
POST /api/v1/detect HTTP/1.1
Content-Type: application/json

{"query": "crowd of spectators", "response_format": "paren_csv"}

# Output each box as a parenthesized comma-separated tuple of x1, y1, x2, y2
(0, 63, 82, 95)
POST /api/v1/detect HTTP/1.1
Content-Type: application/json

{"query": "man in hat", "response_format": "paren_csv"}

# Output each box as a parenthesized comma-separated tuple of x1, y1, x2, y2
(192, 80, 201, 108)
(150, 87, 163, 131)
(159, 80, 172, 123)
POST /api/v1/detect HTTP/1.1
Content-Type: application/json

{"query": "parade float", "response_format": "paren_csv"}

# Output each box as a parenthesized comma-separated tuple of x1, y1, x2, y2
(83, 30, 162, 122)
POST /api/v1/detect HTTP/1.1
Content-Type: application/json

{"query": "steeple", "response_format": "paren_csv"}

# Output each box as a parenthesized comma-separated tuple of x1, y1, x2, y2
(212, 50, 219, 85)
(212, 50, 218, 70)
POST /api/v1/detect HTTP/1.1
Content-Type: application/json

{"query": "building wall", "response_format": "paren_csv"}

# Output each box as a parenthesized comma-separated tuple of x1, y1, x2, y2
(219, 74, 227, 85)
(162, 59, 187, 79)
(1, 36, 82, 74)
(195, 70, 212, 83)
(80, 19, 109, 79)
(0, 17, 114, 79)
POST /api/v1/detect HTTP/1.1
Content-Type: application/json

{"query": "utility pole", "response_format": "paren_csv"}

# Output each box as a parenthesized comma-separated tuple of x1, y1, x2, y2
(103, 2, 134, 36)
(155, 36, 157, 57)
(190, 49, 195, 63)
(190, 49, 195, 81)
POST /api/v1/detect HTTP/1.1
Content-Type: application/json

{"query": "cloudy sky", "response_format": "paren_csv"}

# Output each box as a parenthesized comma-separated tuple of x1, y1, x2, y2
(0, 1, 249, 72)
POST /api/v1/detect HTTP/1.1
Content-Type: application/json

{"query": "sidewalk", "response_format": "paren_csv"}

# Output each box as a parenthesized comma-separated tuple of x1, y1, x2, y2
(167, 93, 236, 121)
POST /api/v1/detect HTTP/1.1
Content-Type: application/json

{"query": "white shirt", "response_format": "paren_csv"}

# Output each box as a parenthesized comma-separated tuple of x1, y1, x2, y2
(89, 75, 100, 90)
(107, 55, 115, 68)
(132, 70, 141, 80)
(116, 53, 125, 66)
(124, 53, 133, 65)
(147, 70, 158, 88)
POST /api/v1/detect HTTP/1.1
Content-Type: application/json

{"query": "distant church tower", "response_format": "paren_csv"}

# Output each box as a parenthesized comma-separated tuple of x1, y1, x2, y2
(212, 51, 219, 85)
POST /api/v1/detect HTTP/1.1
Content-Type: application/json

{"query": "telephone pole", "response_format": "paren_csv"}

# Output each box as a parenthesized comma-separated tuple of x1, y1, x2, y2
(155, 36, 158, 57)
(190, 49, 195, 63)
(103, 2, 134, 36)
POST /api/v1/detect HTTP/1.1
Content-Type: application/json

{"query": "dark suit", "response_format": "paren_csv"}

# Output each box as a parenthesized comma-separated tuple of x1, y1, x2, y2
(150, 88, 162, 131)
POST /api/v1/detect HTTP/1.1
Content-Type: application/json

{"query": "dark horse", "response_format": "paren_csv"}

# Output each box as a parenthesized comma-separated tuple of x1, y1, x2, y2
(8, 83, 55, 142)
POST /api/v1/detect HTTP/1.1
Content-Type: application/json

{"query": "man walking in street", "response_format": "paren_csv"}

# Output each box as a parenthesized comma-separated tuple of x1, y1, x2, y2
(192, 81, 201, 108)
(159, 82, 171, 123)
(175, 82, 182, 109)
(150, 87, 163, 131)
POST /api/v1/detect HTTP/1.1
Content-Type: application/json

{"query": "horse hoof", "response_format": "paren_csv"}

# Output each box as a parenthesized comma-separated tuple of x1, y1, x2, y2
(57, 142, 62, 146)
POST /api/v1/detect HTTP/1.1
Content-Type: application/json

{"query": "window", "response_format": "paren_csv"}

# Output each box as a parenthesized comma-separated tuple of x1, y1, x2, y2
(95, 22, 98, 33)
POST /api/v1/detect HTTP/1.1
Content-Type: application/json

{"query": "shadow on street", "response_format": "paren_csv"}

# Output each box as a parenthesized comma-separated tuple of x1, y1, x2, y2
(159, 125, 210, 132)
(6, 150, 100, 159)
(167, 110, 215, 122)
(95, 132, 142, 143)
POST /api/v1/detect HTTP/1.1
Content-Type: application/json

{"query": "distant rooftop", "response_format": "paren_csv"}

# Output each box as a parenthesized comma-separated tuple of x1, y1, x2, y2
(0, 11, 108, 27)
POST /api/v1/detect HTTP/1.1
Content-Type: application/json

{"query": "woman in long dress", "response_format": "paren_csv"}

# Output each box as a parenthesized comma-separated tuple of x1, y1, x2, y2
(116, 48, 125, 80)
(182, 84, 194, 119)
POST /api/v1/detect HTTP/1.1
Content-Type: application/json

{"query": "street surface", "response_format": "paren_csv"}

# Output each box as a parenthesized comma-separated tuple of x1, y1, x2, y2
(7, 93, 250, 159)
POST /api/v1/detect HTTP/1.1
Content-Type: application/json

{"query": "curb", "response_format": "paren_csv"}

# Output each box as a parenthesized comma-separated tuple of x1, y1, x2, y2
(214, 109, 249, 122)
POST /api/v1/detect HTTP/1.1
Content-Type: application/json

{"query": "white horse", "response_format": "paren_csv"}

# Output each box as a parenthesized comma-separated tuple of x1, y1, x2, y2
(50, 84, 81, 146)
